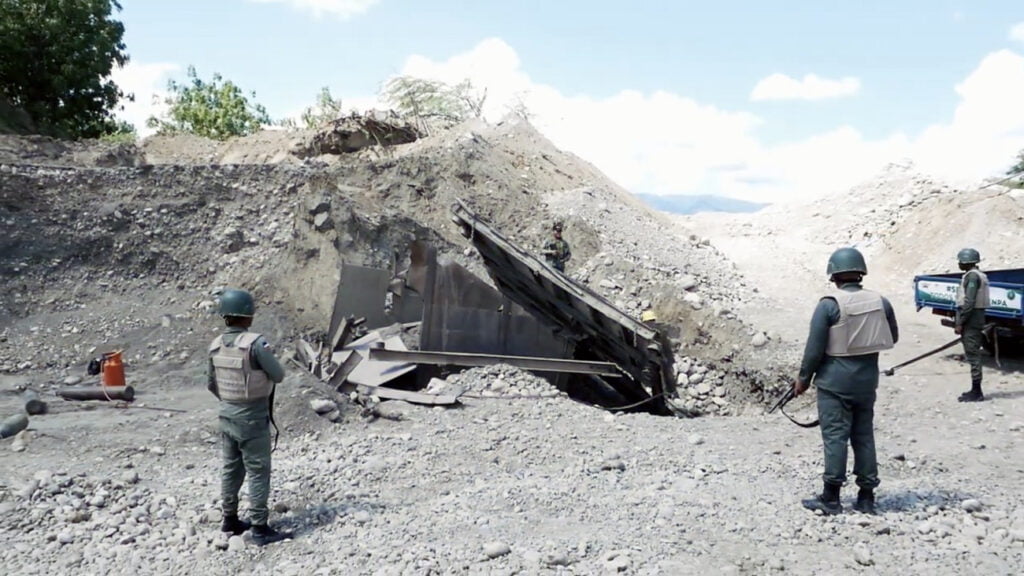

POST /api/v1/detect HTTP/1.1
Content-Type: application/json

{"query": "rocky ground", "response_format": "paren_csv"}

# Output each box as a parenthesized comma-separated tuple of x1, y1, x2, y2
(1, 125, 1023, 575)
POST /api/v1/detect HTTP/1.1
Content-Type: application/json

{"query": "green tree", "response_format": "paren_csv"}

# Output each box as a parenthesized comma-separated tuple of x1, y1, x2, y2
(1009, 150, 1024, 176)
(277, 86, 345, 129)
(148, 66, 270, 140)
(0, 0, 130, 139)
(301, 86, 344, 128)
(99, 119, 137, 144)
(381, 76, 487, 127)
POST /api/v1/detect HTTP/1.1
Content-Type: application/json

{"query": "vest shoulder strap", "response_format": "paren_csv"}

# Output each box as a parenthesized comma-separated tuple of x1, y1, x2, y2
(208, 336, 224, 353)
(234, 332, 263, 349)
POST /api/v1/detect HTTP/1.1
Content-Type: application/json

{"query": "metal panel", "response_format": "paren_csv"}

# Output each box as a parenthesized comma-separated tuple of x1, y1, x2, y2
(333, 332, 417, 387)
(450, 199, 675, 415)
(328, 264, 392, 336)
(415, 244, 567, 359)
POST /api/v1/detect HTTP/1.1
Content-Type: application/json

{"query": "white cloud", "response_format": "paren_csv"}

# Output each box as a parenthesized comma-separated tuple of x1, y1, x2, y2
(391, 39, 1024, 204)
(110, 61, 179, 135)
(1010, 22, 1024, 43)
(750, 73, 861, 101)
(247, 0, 379, 19)
(911, 49, 1024, 182)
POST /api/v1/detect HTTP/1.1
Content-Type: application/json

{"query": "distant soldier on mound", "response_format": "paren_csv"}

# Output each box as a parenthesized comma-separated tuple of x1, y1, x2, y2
(542, 221, 571, 273)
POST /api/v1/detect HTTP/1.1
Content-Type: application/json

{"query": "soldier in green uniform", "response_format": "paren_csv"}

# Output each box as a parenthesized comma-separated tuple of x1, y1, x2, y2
(208, 288, 292, 546)
(794, 248, 899, 516)
(542, 221, 571, 272)
(954, 248, 989, 402)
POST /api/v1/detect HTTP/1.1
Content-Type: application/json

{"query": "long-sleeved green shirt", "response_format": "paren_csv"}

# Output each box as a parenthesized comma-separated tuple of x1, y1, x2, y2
(207, 327, 286, 419)
(798, 283, 899, 397)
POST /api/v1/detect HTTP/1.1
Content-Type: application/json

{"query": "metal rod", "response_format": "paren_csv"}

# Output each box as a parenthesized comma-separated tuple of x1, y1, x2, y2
(22, 390, 48, 415)
(368, 348, 622, 377)
(57, 386, 136, 402)
(882, 337, 962, 376)
(327, 351, 364, 390)
(0, 413, 29, 439)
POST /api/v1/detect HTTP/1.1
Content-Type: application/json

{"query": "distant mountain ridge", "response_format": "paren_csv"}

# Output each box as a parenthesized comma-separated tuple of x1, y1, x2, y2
(636, 193, 768, 215)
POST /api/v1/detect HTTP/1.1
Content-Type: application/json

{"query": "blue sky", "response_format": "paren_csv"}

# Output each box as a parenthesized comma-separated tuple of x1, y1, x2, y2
(113, 1, 1024, 202)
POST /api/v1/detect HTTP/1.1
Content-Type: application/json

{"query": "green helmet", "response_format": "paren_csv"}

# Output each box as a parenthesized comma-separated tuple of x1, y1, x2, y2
(826, 247, 867, 277)
(217, 289, 255, 317)
(956, 248, 980, 264)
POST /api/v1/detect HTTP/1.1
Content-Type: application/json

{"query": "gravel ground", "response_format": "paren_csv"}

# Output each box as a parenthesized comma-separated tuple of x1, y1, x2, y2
(2, 126, 1023, 575)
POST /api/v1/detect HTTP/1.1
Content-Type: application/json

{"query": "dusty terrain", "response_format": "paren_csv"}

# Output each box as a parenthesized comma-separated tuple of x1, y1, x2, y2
(1, 123, 1023, 575)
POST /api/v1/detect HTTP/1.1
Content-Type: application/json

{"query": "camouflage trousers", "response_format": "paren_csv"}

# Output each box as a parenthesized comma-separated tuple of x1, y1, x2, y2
(817, 388, 879, 490)
(220, 415, 272, 525)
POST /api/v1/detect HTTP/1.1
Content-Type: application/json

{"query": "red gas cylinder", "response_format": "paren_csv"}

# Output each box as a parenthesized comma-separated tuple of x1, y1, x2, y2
(101, 351, 126, 387)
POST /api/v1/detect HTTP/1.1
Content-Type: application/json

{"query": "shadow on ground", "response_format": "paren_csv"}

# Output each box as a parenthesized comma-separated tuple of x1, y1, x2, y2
(275, 498, 385, 537)
(876, 488, 976, 514)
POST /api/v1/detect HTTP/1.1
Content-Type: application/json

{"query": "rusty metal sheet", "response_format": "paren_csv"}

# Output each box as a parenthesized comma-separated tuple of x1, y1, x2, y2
(449, 199, 675, 415)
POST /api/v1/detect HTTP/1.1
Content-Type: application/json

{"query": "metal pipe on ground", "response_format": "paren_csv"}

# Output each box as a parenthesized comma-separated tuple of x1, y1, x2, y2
(57, 386, 135, 402)
(23, 390, 48, 415)
(0, 413, 29, 439)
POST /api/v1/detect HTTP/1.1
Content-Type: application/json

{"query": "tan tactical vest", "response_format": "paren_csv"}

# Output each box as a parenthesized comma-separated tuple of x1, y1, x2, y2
(209, 332, 273, 402)
(956, 269, 990, 309)
(825, 289, 895, 357)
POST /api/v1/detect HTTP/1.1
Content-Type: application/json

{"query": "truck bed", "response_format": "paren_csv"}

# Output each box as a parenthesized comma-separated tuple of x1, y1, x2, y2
(914, 268, 1024, 324)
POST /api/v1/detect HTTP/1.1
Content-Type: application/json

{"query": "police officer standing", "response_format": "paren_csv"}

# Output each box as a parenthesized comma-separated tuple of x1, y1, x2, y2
(542, 221, 571, 272)
(795, 248, 899, 515)
(208, 288, 291, 545)
(954, 248, 989, 402)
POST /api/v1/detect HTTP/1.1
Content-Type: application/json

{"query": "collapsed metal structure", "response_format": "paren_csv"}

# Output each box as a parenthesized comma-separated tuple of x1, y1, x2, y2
(303, 200, 678, 415)
(449, 200, 676, 415)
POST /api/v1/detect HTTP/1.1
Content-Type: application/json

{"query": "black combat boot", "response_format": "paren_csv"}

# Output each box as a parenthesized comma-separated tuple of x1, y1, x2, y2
(220, 514, 250, 535)
(251, 524, 293, 546)
(853, 488, 876, 515)
(801, 482, 843, 515)
(958, 380, 984, 403)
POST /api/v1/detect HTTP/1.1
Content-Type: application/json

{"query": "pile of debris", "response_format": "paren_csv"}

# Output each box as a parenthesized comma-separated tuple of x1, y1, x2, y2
(434, 364, 566, 400)
(672, 357, 733, 415)
(292, 110, 420, 158)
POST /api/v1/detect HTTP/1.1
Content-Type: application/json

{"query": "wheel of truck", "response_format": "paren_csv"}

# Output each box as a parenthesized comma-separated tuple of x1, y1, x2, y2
(982, 334, 1024, 357)
(982, 335, 995, 354)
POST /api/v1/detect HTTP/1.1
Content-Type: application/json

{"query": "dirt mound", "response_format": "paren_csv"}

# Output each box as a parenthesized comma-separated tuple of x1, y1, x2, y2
(0, 133, 142, 168)
(784, 163, 1024, 292)
(681, 163, 1024, 344)
(1, 117, 789, 410)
